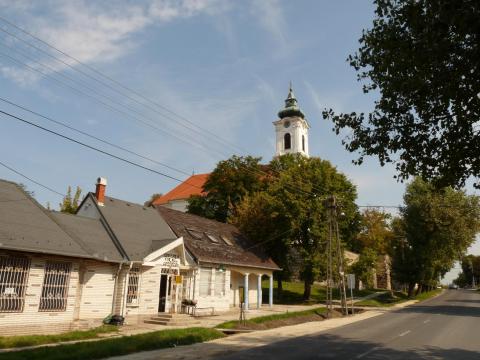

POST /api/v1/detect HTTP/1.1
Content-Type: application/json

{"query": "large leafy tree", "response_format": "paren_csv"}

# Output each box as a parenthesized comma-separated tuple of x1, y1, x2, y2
(187, 156, 264, 222)
(391, 178, 480, 296)
(233, 154, 359, 300)
(323, 0, 480, 188)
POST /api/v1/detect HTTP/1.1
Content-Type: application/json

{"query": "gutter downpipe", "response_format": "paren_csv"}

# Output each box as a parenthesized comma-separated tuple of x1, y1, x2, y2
(111, 261, 124, 315)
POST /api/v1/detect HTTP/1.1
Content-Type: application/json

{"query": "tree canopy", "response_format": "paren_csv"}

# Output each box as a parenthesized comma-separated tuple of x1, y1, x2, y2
(323, 0, 480, 188)
(391, 178, 480, 296)
(59, 186, 82, 214)
(187, 155, 264, 222)
(233, 154, 359, 300)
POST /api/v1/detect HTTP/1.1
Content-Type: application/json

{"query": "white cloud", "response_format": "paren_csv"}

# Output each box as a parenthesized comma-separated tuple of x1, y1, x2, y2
(0, 0, 222, 84)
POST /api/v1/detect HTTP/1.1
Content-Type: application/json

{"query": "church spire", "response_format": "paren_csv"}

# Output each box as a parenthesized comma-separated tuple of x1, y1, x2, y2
(278, 82, 305, 119)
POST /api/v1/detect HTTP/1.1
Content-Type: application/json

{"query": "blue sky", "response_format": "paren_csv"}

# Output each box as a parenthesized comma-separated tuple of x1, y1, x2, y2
(0, 0, 477, 280)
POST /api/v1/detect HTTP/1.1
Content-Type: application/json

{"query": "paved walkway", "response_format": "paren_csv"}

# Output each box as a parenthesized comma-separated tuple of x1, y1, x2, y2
(118, 304, 324, 336)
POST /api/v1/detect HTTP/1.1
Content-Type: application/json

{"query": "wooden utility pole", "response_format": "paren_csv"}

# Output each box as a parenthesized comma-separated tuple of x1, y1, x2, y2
(325, 195, 348, 316)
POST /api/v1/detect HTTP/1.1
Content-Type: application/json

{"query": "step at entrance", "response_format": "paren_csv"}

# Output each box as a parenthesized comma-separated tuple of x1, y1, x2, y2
(144, 313, 201, 326)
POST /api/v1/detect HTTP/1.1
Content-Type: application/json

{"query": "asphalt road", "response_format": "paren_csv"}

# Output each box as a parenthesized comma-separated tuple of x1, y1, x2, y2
(217, 289, 480, 360)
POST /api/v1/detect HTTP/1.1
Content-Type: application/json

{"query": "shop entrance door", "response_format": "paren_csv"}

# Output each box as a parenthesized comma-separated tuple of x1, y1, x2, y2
(158, 274, 168, 312)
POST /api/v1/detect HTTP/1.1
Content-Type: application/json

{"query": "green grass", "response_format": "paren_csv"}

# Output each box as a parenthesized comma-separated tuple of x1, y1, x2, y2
(0, 325, 118, 349)
(0, 328, 224, 360)
(217, 307, 327, 329)
(262, 280, 379, 305)
(355, 291, 409, 307)
(356, 289, 443, 307)
(413, 288, 442, 301)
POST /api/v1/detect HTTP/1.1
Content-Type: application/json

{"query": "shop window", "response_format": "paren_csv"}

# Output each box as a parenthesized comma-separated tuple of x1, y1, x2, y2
(0, 256, 30, 312)
(39, 261, 71, 312)
(199, 268, 212, 296)
(215, 270, 226, 296)
(126, 266, 141, 306)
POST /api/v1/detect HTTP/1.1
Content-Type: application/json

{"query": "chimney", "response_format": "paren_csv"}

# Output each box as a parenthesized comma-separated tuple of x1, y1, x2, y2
(95, 177, 107, 206)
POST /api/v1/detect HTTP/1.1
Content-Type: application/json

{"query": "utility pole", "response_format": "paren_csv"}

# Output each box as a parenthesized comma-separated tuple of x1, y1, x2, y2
(325, 195, 348, 316)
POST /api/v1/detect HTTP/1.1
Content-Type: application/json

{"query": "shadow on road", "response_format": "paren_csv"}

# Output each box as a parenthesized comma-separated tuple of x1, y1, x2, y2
(215, 333, 480, 360)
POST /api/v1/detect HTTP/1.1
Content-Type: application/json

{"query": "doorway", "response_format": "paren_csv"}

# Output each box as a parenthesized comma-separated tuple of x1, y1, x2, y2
(158, 274, 168, 312)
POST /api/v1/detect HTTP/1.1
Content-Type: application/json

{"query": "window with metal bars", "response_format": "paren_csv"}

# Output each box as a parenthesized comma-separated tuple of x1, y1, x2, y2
(39, 261, 71, 312)
(126, 266, 141, 305)
(0, 256, 31, 313)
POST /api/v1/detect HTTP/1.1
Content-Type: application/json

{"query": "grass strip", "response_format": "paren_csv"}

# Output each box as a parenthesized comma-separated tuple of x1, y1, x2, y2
(355, 291, 409, 307)
(217, 307, 327, 329)
(262, 280, 380, 305)
(0, 325, 118, 349)
(0, 327, 224, 360)
(413, 289, 442, 301)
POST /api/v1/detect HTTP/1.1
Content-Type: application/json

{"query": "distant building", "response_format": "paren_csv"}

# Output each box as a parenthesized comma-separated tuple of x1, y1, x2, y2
(153, 173, 209, 212)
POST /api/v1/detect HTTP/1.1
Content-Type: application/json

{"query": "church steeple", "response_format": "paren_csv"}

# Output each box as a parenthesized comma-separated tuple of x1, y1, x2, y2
(278, 83, 305, 119)
(273, 83, 310, 158)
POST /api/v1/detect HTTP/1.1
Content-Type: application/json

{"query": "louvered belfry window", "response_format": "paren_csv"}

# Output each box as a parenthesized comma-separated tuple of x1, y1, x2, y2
(0, 256, 31, 312)
(126, 266, 141, 305)
(39, 262, 71, 311)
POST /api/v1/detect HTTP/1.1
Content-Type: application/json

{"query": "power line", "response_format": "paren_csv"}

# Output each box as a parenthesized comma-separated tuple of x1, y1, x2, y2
(0, 160, 65, 197)
(0, 109, 203, 189)
(0, 19, 246, 155)
(0, 96, 191, 177)
(0, 49, 226, 157)
(0, 18, 329, 197)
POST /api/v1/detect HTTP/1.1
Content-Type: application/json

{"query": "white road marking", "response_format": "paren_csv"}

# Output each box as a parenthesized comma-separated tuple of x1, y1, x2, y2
(356, 346, 380, 359)
(399, 330, 411, 337)
(423, 319, 431, 324)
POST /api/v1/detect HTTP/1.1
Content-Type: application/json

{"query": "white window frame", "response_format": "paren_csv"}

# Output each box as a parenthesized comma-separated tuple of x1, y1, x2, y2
(39, 261, 72, 312)
(126, 266, 141, 306)
(0, 256, 30, 313)
(199, 268, 212, 297)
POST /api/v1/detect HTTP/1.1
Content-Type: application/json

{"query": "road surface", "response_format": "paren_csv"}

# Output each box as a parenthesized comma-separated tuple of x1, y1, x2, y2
(217, 289, 480, 360)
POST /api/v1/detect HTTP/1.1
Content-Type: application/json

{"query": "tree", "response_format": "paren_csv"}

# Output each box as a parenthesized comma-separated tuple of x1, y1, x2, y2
(354, 209, 394, 254)
(233, 154, 359, 300)
(187, 156, 265, 222)
(59, 186, 82, 214)
(350, 209, 395, 289)
(144, 193, 162, 207)
(455, 255, 480, 288)
(391, 178, 480, 296)
(323, 0, 480, 189)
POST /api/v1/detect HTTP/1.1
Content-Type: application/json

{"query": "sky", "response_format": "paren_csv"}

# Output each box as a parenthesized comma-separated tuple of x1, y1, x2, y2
(0, 0, 477, 282)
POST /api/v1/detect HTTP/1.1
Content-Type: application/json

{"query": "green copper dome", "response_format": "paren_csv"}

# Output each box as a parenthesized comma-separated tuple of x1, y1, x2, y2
(278, 84, 305, 119)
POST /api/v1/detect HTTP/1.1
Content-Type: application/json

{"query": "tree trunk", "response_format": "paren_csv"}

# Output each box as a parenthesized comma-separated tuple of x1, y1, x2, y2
(276, 277, 283, 300)
(303, 280, 311, 300)
(407, 282, 415, 298)
(415, 284, 423, 296)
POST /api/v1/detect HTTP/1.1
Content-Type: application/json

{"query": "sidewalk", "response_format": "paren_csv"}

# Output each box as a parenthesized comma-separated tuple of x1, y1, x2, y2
(107, 310, 385, 360)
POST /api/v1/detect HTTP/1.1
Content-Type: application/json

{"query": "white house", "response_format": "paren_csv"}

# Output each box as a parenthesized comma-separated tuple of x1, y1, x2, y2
(0, 178, 279, 335)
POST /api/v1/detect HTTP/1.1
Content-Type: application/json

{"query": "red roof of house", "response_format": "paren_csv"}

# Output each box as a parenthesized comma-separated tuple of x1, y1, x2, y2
(153, 173, 209, 205)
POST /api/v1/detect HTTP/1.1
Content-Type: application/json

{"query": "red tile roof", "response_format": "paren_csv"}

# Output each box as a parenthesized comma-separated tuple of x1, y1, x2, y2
(153, 173, 210, 205)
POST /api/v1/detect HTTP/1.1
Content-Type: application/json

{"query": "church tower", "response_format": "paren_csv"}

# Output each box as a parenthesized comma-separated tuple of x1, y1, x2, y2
(273, 84, 310, 157)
